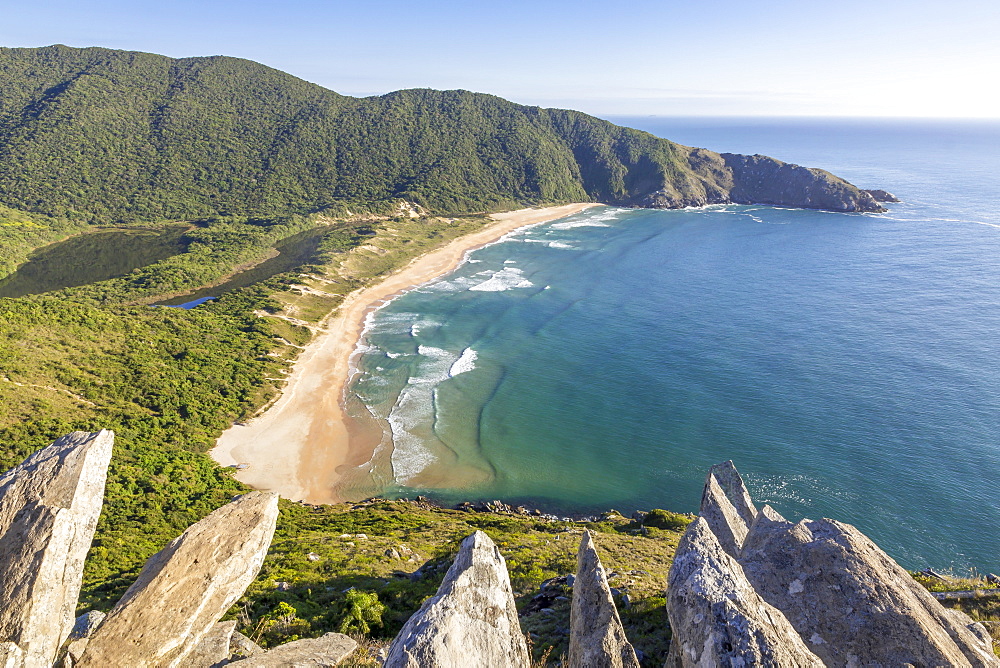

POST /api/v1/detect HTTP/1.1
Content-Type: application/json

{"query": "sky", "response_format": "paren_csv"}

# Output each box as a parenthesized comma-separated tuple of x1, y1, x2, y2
(2, 0, 999, 118)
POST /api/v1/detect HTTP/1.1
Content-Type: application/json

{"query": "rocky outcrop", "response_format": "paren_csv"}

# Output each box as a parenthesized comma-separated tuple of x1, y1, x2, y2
(227, 633, 357, 667)
(1, 643, 25, 668)
(77, 491, 280, 668)
(666, 517, 823, 667)
(0, 430, 114, 668)
(186, 621, 239, 668)
(568, 531, 640, 668)
(229, 631, 265, 661)
(67, 613, 104, 643)
(667, 461, 1000, 667)
(637, 148, 887, 213)
(384, 530, 529, 668)
(722, 153, 885, 212)
(740, 507, 999, 666)
(864, 188, 900, 202)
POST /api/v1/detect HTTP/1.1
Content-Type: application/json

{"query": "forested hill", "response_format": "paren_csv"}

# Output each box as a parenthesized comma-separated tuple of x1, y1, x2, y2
(0, 44, 882, 222)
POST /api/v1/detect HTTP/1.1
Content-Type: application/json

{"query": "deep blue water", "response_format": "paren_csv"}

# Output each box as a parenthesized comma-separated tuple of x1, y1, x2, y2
(349, 118, 1000, 572)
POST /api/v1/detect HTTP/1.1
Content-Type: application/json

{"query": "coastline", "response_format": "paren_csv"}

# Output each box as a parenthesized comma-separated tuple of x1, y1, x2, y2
(211, 202, 601, 503)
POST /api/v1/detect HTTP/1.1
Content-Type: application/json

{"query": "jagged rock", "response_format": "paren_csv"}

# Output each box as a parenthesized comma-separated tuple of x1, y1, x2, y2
(68, 612, 104, 641)
(229, 631, 264, 660)
(77, 491, 279, 668)
(722, 153, 886, 213)
(186, 621, 237, 668)
(62, 639, 88, 666)
(227, 633, 357, 667)
(0, 430, 114, 668)
(863, 188, 901, 202)
(670, 462, 1000, 667)
(706, 461, 757, 526)
(1, 643, 25, 668)
(739, 509, 1000, 667)
(698, 468, 751, 558)
(568, 531, 639, 668)
(667, 517, 823, 667)
(384, 531, 529, 668)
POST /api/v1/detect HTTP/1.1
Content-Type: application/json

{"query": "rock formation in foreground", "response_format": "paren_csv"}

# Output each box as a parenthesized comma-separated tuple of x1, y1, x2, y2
(227, 633, 357, 667)
(568, 531, 640, 668)
(667, 461, 999, 667)
(0, 431, 114, 668)
(384, 530, 529, 668)
(77, 490, 280, 668)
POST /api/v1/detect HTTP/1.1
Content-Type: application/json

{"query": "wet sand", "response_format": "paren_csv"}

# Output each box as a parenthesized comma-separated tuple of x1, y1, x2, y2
(212, 203, 600, 502)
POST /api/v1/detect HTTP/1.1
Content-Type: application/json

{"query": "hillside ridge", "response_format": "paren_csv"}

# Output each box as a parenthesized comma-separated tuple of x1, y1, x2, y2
(0, 45, 883, 223)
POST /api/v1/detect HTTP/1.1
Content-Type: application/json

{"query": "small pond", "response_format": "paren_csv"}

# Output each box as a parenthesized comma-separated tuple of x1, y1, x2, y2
(0, 225, 190, 298)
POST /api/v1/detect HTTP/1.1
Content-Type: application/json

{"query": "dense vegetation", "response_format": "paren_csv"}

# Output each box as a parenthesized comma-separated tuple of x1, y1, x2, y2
(0, 45, 734, 222)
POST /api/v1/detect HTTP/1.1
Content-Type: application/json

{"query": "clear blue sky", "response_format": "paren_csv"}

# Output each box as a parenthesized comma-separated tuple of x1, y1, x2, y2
(3, 0, 998, 117)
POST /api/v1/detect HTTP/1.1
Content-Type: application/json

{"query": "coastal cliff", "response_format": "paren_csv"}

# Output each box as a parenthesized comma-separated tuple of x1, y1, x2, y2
(0, 45, 884, 222)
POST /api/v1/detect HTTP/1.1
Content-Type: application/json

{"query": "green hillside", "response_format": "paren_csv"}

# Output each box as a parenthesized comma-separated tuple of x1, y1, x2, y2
(0, 45, 879, 223)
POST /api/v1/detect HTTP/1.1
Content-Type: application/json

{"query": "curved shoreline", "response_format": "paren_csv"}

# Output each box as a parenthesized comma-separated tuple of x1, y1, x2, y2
(212, 203, 600, 503)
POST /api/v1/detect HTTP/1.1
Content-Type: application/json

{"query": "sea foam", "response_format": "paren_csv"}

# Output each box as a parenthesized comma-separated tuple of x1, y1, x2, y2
(449, 348, 478, 377)
(469, 266, 533, 292)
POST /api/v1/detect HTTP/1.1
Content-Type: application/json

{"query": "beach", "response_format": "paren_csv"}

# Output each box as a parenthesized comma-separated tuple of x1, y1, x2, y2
(211, 203, 599, 503)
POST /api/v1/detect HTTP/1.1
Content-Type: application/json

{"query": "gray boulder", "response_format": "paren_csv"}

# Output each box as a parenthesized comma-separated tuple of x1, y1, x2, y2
(568, 531, 640, 668)
(739, 509, 1000, 667)
(229, 631, 265, 660)
(226, 633, 357, 667)
(384, 530, 529, 668)
(667, 517, 823, 667)
(0, 430, 114, 668)
(1, 643, 25, 668)
(77, 491, 279, 668)
(186, 620, 238, 668)
(67, 612, 104, 642)
(668, 462, 1000, 667)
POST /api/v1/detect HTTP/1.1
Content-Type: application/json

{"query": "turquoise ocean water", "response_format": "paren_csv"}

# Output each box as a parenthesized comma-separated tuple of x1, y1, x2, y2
(349, 118, 1000, 572)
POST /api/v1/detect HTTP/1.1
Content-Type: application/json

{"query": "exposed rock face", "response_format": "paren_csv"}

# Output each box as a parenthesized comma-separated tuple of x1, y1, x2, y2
(667, 461, 1000, 667)
(722, 153, 886, 213)
(0, 430, 114, 668)
(67, 612, 105, 642)
(227, 633, 357, 667)
(77, 491, 280, 668)
(740, 507, 999, 667)
(666, 518, 823, 667)
(568, 531, 640, 668)
(384, 530, 529, 668)
(636, 148, 886, 213)
(230, 631, 265, 660)
(186, 621, 238, 668)
(864, 188, 901, 202)
(0, 643, 25, 668)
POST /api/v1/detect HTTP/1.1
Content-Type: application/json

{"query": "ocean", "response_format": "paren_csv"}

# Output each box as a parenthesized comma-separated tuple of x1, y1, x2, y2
(346, 117, 1000, 573)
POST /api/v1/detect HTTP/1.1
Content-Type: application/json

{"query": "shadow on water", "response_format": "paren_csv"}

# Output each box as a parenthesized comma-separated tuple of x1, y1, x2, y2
(154, 227, 329, 306)
(0, 225, 190, 298)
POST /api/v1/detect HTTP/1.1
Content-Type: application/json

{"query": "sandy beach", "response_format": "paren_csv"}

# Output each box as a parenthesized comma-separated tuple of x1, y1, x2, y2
(212, 203, 600, 503)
